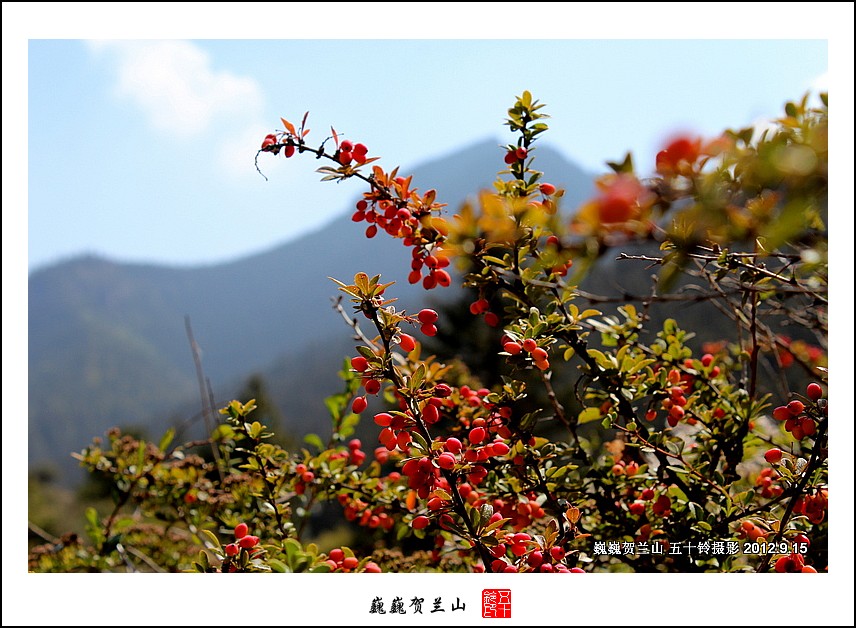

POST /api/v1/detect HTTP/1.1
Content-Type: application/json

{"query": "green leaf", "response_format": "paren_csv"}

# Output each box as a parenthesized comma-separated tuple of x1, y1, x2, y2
(158, 428, 175, 452)
(310, 563, 332, 573)
(578, 407, 603, 425)
(268, 558, 288, 573)
(304, 433, 325, 451)
(85, 507, 99, 529)
(199, 529, 221, 549)
(434, 488, 452, 501)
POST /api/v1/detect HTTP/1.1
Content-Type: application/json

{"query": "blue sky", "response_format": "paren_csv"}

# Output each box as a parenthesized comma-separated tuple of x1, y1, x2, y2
(25, 36, 829, 271)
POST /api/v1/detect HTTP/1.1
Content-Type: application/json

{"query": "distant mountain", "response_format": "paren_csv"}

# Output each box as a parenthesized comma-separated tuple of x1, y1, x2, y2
(29, 139, 596, 484)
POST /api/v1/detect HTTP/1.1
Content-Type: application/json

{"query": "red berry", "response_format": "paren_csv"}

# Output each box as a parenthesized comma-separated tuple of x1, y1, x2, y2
(504, 151, 516, 165)
(364, 561, 381, 573)
(801, 565, 818, 573)
(531, 347, 548, 362)
(412, 515, 430, 530)
(342, 556, 359, 570)
(234, 522, 249, 539)
(504, 341, 522, 355)
(365, 224, 378, 238)
(373, 412, 393, 427)
(629, 501, 646, 516)
(806, 382, 823, 401)
(284, 144, 295, 158)
(399, 333, 416, 353)
(238, 535, 259, 549)
(445, 437, 463, 454)
(787, 400, 805, 415)
(550, 547, 565, 561)
(339, 140, 354, 152)
(469, 427, 486, 444)
(352, 396, 368, 414)
(438, 453, 456, 470)
(515, 147, 528, 160)
(417, 309, 439, 324)
(364, 379, 381, 395)
(483, 312, 500, 327)
(422, 403, 440, 424)
(539, 183, 556, 195)
(527, 551, 544, 567)
(522, 339, 537, 353)
(339, 151, 353, 165)
(701, 353, 714, 367)
(492, 442, 510, 456)
(351, 356, 369, 372)
(641, 488, 655, 500)
(773, 406, 792, 421)
(420, 323, 437, 336)
(353, 143, 368, 157)
(570, 567, 585, 573)
(301, 471, 314, 483)
(764, 448, 783, 464)
(224, 543, 239, 556)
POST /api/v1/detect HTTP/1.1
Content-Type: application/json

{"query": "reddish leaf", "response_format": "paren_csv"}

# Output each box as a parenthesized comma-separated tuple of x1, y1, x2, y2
(280, 117, 296, 136)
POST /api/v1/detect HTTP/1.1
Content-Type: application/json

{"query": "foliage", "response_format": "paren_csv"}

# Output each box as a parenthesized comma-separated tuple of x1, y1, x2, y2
(31, 92, 828, 573)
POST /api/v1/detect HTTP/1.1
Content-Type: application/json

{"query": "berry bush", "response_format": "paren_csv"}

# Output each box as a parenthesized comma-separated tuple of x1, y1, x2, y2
(31, 91, 828, 573)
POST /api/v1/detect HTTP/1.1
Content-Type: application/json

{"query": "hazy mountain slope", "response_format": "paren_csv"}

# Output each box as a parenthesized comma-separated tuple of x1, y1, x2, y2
(29, 140, 595, 482)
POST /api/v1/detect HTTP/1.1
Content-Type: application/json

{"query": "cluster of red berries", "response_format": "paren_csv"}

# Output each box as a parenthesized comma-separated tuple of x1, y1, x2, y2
(469, 298, 500, 327)
(543, 235, 573, 277)
(324, 547, 382, 573)
(502, 336, 550, 371)
(415, 308, 439, 336)
(658, 364, 697, 426)
(772, 382, 822, 440)
(755, 467, 783, 499)
(293, 462, 316, 495)
(503, 146, 528, 165)
(774, 552, 817, 573)
(776, 336, 825, 369)
(627, 485, 658, 516)
(401, 456, 444, 500)
(611, 459, 640, 476)
(260, 133, 296, 157)
(336, 139, 369, 166)
(223, 522, 260, 558)
(793, 489, 827, 525)
(350, 174, 450, 290)
(408, 248, 452, 290)
(655, 136, 701, 175)
(337, 492, 396, 531)
(491, 496, 546, 532)
(489, 532, 581, 573)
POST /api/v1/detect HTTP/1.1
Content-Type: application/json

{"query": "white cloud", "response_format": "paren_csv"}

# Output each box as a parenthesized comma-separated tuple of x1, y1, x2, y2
(88, 40, 263, 137)
(810, 71, 829, 94)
